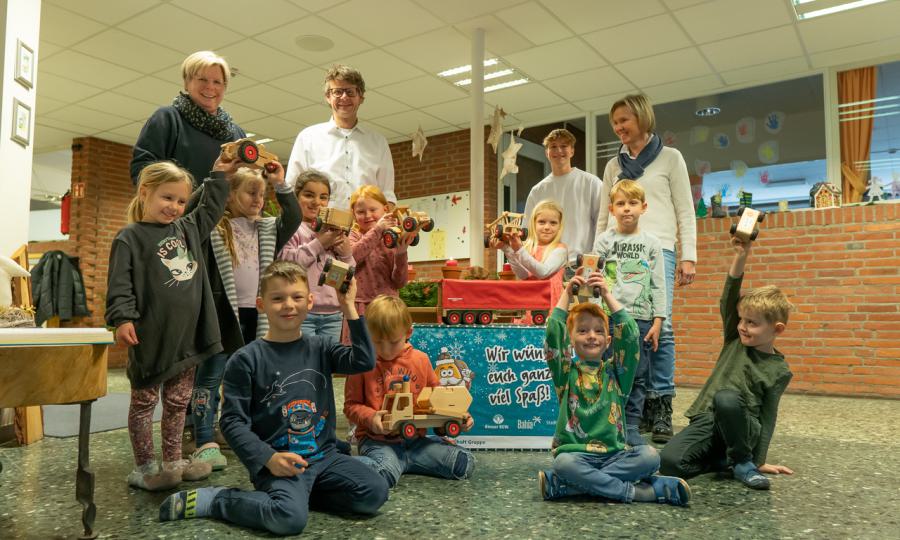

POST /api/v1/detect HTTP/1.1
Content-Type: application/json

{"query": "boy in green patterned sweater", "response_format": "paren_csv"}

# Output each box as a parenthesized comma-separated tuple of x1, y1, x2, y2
(538, 272, 690, 505)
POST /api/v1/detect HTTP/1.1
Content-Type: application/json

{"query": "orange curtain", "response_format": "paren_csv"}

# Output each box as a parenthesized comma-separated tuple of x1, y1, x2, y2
(838, 67, 877, 203)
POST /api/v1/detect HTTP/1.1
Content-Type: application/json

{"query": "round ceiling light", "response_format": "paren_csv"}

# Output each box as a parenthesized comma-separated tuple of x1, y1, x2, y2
(295, 35, 334, 52)
(695, 106, 721, 117)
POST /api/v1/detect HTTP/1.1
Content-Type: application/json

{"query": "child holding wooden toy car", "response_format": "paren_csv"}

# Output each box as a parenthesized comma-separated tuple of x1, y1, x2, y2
(491, 199, 568, 322)
(346, 185, 411, 325)
(159, 261, 388, 535)
(279, 170, 354, 344)
(344, 295, 475, 487)
(188, 160, 300, 471)
(592, 179, 666, 446)
(538, 272, 690, 506)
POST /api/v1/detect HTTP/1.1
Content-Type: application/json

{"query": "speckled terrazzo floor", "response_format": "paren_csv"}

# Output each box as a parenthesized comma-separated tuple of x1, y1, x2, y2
(1, 370, 898, 540)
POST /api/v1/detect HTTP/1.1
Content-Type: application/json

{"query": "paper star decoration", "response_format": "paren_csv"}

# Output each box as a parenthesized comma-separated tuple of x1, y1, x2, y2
(486, 105, 507, 152)
(411, 125, 428, 162)
(499, 132, 523, 181)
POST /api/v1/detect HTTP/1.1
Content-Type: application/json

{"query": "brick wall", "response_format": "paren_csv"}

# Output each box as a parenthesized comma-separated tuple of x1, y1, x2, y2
(390, 127, 499, 280)
(675, 203, 900, 398)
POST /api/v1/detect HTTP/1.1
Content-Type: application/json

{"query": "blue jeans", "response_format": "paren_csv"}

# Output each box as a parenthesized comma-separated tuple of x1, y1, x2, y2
(192, 352, 228, 445)
(625, 319, 653, 446)
(210, 450, 389, 535)
(358, 436, 475, 488)
(551, 445, 660, 502)
(648, 249, 676, 397)
(301, 312, 343, 343)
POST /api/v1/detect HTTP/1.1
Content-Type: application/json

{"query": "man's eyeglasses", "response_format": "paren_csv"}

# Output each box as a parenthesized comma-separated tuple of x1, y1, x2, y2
(327, 87, 360, 98)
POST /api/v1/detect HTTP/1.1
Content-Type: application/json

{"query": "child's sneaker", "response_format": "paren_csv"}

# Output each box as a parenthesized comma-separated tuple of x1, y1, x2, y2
(192, 442, 227, 471)
(646, 475, 691, 506)
(127, 462, 181, 492)
(733, 461, 770, 490)
(163, 458, 212, 482)
(538, 469, 569, 500)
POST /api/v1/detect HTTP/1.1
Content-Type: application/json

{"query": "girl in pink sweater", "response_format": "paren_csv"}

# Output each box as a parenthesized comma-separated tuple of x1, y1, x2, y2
(347, 185, 411, 321)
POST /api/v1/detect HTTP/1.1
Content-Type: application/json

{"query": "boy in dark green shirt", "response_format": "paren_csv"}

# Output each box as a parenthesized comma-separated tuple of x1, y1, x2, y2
(660, 236, 794, 490)
(539, 272, 690, 506)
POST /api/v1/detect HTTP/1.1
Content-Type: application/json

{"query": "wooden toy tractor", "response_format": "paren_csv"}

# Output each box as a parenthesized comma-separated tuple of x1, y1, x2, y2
(383, 206, 434, 249)
(570, 253, 603, 299)
(220, 138, 279, 169)
(318, 257, 354, 294)
(313, 207, 354, 235)
(730, 206, 765, 242)
(380, 376, 472, 439)
(483, 211, 529, 248)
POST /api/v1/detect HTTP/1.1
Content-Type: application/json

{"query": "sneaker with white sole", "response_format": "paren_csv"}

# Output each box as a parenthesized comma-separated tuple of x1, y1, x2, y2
(127, 462, 180, 492)
(163, 458, 212, 482)
(192, 443, 227, 471)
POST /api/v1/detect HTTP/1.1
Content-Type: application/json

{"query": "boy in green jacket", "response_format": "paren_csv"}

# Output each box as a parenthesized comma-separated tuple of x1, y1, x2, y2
(660, 236, 794, 490)
(539, 272, 690, 505)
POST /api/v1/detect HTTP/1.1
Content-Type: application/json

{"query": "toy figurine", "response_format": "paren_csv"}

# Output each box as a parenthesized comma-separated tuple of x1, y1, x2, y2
(379, 375, 472, 439)
(729, 207, 765, 242)
(711, 193, 726, 218)
(318, 257, 354, 294)
(864, 176, 884, 203)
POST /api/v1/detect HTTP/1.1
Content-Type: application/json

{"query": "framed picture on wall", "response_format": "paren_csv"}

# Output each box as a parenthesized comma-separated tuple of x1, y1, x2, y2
(15, 40, 35, 89)
(11, 99, 31, 147)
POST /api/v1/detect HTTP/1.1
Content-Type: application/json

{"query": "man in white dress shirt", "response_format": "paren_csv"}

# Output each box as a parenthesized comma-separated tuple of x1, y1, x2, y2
(523, 128, 602, 265)
(285, 65, 396, 208)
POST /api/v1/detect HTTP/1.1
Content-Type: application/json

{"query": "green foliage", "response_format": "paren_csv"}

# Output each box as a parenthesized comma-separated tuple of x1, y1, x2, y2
(399, 280, 439, 307)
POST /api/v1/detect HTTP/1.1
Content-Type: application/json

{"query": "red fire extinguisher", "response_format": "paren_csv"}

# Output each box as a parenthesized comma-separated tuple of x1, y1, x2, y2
(60, 190, 71, 234)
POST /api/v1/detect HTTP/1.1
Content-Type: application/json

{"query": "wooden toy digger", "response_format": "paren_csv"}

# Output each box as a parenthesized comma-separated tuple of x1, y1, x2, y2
(730, 206, 766, 242)
(313, 207, 354, 235)
(483, 211, 529, 248)
(379, 375, 472, 440)
(382, 205, 435, 248)
(220, 138, 279, 169)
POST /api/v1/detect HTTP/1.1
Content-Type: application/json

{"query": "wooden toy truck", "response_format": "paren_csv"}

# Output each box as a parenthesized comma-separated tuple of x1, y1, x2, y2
(318, 257, 354, 293)
(383, 206, 434, 248)
(220, 138, 279, 169)
(380, 376, 472, 439)
(729, 206, 765, 242)
(314, 207, 354, 235)
(571, 253, 603, 299)
(483, 211, 529, 247)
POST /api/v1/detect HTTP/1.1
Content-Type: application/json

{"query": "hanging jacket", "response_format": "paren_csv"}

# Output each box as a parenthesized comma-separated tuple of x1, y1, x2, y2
(30, 250, 90, 325)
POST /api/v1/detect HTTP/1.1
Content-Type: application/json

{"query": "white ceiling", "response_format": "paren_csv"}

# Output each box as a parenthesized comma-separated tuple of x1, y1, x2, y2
(32, 0, 900, 167)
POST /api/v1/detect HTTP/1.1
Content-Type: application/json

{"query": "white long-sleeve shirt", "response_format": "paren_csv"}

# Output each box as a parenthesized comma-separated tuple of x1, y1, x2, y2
(285, 117, 396, 208)
(501, 245, 568, 279)
(523, 168, 602, 264)
(598, 147, 697, 262)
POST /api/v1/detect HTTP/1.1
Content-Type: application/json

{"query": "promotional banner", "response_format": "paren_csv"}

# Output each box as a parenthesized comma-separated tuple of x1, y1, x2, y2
(410, 324, 558, 449)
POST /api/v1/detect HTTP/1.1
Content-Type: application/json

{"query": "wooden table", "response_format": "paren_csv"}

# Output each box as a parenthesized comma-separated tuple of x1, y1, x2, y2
(0, 328, 113, 540)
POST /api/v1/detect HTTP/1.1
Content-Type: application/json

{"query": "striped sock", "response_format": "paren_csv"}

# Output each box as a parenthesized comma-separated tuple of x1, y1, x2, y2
(159, 487, 224, 521)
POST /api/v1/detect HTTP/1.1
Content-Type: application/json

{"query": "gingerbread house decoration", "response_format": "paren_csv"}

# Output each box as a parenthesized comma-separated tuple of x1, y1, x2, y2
(810, 182, 841, 209)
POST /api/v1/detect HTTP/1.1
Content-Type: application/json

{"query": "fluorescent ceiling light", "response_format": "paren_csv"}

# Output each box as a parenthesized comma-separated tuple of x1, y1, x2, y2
(454, 69, 515, 86)
(437, 58, 499, 78)
(245, 132, 256, 137)
(255, 138, 274, 144)
(838, 95, 899, 108)
(485, 78, 529, 92)
(838, 103, 900, 115)
(839, 110, 900, 122)
(792, 0, 888, 20)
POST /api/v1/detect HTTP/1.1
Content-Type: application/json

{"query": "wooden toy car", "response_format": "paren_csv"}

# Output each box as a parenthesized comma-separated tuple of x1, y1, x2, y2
(379, 375, 472, 439)
(729, 206, 765, 242)
(383, 206, 434, 249)
(317, 257, 354, 293)
(570, 253, 603, 299)
(313, 207, 354, 235)
(220, 138, 279, 169)
(483, 211, 529, 248)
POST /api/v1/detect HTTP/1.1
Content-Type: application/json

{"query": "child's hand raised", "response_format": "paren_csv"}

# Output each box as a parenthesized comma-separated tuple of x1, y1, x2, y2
(375, 213, 397, 232)
(266, 452, 308, 476)
(508, 231, 523, 251)
(115, 322, 139, 346)
(730, 235, 752, 256)
(336, 277, 358, 318)
(212, 154, 241, 179)
(489, 236, 507, 250)
(262, 161, 286, 187)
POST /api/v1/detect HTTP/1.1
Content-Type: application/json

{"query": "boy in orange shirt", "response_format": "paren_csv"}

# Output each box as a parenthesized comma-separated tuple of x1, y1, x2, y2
(343, 295, 475, 487)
